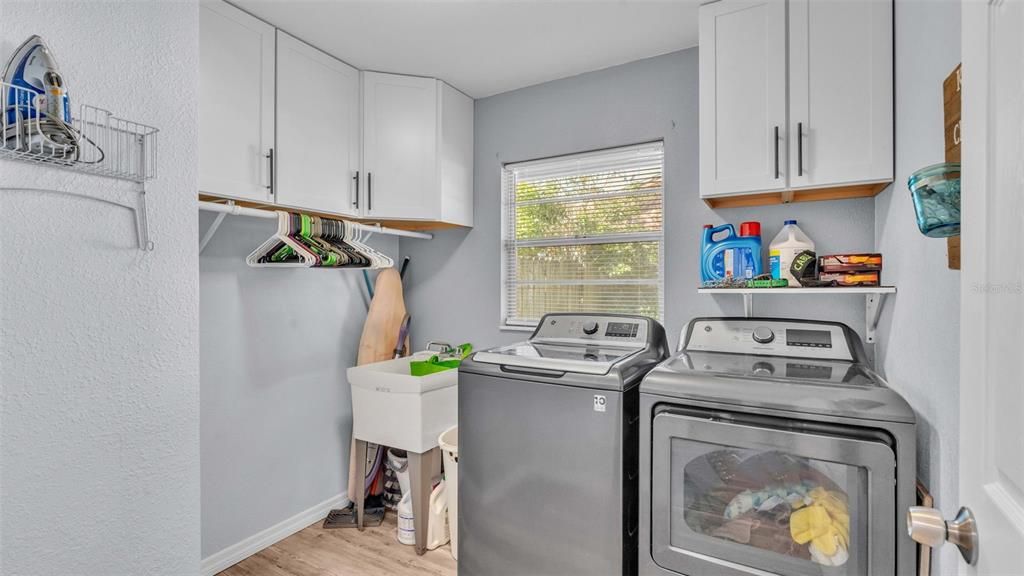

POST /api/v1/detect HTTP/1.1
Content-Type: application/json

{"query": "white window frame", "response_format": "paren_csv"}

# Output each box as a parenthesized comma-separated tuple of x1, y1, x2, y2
(500, 141, 666, 330)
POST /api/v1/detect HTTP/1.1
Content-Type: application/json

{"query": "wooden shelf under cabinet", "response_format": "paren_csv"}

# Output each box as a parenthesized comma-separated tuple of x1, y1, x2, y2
(703, 181, 891, 210)
(198, 194, 468, 232)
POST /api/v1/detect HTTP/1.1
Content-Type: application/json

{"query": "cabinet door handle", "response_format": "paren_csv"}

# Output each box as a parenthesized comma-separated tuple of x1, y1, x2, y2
(265, 148, 275, 196)
(353, 171, 360, 209)
(774, 126, 780, 180)
(798, 122, 804, 177)
(367, 172, 373, 212)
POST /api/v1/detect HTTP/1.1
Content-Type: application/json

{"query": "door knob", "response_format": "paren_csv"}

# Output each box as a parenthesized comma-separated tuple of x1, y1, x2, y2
(907, 506, 979, 565)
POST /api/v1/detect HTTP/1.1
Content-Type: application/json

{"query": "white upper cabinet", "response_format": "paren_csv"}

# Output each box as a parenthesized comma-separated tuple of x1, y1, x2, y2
(199, 1, 275, 202)
(699, 0, 788, 198)
(361, 72, 474, 226)
(198, 2, 474, 228)
(362, 73, 438, 220)
(699, 0, 893, 207)
(437, 82, 474, 227)
(275, 32, 361, 217)
(788, 0, 893, 189)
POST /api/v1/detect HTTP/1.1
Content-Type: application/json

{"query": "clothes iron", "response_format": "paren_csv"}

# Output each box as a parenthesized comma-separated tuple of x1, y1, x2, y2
(2, 35, 78, 154)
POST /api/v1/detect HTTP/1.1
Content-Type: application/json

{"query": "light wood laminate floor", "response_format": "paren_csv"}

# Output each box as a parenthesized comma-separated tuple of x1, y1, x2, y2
(218, 514, 456, 576)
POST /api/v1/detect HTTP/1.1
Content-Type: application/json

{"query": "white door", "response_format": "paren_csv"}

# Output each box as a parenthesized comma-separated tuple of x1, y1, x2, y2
(918, 0, 1024, 572)
(199, 0, 274, 202)
(362, 72, 439, 220)
(787, 0, 893, 190)
(275, 32, 360, 216)
(699, 0, 788, 198)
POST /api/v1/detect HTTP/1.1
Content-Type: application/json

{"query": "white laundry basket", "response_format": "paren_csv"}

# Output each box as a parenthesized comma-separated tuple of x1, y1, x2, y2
(438, 425, 459, 559)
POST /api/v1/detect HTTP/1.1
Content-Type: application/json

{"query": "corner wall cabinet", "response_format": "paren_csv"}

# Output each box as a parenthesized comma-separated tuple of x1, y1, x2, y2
(198, 0, 474, 230)
(362, 73, 474, 227)
(699, 0, 893, 208)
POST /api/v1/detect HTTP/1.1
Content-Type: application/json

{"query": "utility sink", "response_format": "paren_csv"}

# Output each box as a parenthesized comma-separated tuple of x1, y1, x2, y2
(348, 356, 458, 453)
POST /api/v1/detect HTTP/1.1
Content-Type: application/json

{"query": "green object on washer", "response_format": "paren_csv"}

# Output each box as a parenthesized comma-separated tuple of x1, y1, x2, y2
(409, 343, 473, 376)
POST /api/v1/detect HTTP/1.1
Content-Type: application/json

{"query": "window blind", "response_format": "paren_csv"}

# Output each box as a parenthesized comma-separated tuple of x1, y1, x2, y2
(501, 142, 665, 327)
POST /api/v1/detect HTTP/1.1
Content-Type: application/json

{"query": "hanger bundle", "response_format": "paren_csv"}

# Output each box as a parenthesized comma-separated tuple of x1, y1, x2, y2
(246, 212, 394, 269)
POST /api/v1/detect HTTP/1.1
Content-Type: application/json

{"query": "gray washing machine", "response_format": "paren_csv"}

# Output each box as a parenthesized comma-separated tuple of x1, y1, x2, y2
(639, 318, 916, 576)
(459, 313, 669, 576)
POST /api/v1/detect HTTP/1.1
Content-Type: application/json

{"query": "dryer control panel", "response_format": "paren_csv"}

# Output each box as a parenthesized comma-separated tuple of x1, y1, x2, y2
(682, 318, 858, 362)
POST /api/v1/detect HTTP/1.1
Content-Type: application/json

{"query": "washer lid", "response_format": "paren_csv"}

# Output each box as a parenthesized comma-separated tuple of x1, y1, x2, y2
(472, 341, 642, 375)
(641, 350, 915, 424)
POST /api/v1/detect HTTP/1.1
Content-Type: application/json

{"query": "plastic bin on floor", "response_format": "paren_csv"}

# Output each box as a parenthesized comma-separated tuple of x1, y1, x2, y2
(439, 425, 459, 560)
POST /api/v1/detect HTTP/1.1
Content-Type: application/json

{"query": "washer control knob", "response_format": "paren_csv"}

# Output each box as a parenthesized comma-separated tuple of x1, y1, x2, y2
(582, 321, 600, 335)
(752, 361, 775, 376)
(752, 326, 775, 344)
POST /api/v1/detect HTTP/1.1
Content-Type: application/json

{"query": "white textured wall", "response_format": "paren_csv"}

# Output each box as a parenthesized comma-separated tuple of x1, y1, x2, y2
(874, 0, 961, 574)
(200, 213, 396, 559)
(0, 2, 200, 575)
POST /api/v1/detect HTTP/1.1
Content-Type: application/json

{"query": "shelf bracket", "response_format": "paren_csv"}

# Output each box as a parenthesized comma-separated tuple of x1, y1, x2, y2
(1, 185, 153, 251)
(743, 293, 753, 318)
(865, 293, 886, 344)
(199, 200, 232, 254)
(136, 183, 155, 251)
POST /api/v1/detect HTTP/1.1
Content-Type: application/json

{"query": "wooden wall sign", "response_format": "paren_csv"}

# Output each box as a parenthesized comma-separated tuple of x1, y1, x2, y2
(943, 63, 962, 270)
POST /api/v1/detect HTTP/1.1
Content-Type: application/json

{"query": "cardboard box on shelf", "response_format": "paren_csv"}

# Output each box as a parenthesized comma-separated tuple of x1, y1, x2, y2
(818, 270, 881, 287)
(818, 253, 883, 273)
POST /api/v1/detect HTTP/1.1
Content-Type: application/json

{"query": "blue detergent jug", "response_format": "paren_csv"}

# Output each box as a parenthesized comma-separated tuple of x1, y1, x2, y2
(701, 224, 763, 283)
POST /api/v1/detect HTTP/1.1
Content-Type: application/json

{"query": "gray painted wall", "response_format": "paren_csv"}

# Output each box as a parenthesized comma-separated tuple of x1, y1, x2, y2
(0, 1, 200, 574)
(400, 48, 876, 354)
(199, 213, 397, 558)
(401, 32, 962, 572)
(874, 0, 962, 573)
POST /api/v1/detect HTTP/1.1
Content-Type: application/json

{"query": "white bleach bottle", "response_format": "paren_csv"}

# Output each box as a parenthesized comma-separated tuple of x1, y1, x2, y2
(769, 220, 814, 287)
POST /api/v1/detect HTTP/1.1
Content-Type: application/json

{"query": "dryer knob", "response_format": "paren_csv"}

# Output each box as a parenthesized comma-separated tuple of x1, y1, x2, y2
(752, 326, 775, 344)
(582, 321, 599, 335)
(752, 361, 775, 376)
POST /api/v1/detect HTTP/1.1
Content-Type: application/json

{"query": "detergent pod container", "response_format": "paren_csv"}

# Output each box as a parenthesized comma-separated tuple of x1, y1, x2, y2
(701, 223, 763, 283)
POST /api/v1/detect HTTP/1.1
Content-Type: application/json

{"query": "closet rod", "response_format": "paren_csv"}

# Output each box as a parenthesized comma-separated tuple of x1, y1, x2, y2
(198, 201, 433, 240)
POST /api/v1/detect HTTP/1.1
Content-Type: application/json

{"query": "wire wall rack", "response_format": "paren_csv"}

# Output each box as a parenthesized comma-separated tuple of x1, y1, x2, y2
(1, 80, 159, 250)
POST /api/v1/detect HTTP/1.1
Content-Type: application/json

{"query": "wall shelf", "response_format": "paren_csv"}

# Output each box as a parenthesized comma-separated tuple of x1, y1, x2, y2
(199, 194, 466, 233)
(697, 286, 896, 343)
(198, 200, 432, 254)
(2, 80, 159, 250)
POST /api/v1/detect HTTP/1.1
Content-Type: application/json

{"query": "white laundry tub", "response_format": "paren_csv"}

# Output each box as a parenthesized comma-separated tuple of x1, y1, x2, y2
(348, 356, 458, 454)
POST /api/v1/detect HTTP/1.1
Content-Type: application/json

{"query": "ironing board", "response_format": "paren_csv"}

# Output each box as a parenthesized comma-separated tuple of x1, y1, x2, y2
(350, 268, 440, 555)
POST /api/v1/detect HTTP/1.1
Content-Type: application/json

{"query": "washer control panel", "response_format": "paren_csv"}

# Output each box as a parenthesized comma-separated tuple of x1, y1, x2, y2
(682, 318, 856, 361)
(533, 314, 650, 345)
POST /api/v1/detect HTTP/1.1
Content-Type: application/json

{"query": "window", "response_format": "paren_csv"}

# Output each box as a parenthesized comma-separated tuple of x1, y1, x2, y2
(501, 142, 665, 328)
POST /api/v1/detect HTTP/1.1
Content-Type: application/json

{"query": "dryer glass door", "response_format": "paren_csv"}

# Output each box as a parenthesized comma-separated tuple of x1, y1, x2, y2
(650, 408, 895, 576)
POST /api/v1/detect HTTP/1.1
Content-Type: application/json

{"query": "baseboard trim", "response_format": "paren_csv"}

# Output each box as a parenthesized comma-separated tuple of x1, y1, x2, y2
(201, 492, 349, 576)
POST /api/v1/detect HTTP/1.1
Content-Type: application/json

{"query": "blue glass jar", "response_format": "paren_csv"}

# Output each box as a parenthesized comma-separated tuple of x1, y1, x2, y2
(908, 162, 961, 238)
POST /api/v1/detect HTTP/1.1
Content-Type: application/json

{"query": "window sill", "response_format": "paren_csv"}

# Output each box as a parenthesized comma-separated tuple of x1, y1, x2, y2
(499, 325, 536, 333)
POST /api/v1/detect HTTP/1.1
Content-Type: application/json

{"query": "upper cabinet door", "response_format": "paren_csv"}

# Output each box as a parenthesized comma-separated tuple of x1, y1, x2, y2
(788, 0, 893, 189)
(199, 1, 274, 202)
(699, 0, 788, 198)
(362, 72, 439, 220)
(276, 32, 360, 216)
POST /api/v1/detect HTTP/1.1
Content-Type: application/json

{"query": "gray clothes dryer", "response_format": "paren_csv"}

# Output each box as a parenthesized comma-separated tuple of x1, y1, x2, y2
(639, 318, 916, 576)
(458, 313, 669, 576)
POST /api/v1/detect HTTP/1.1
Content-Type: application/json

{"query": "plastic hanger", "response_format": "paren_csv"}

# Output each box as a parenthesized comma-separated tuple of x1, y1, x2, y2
(247, 212, 315, 267)
(245, 211, 395, 270)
